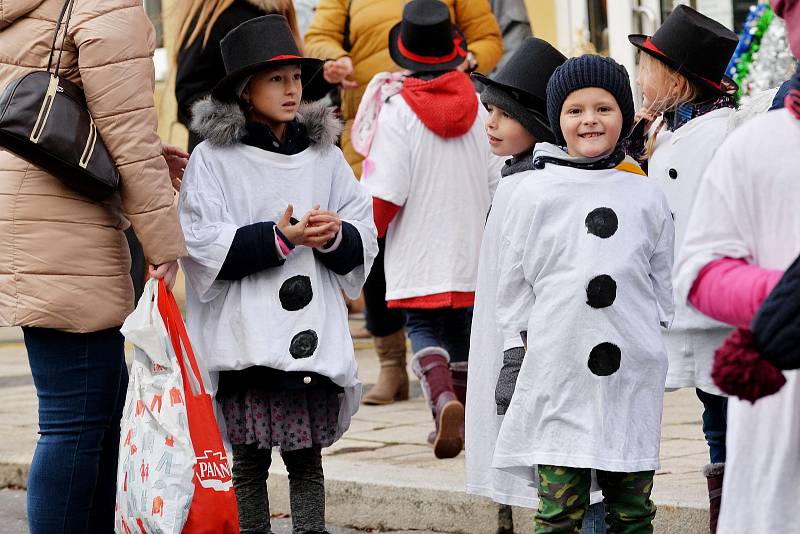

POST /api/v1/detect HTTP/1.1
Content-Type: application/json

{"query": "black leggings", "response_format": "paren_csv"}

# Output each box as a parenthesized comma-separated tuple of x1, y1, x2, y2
(232, 444, 325, 534)
(363, 237, 406, 337)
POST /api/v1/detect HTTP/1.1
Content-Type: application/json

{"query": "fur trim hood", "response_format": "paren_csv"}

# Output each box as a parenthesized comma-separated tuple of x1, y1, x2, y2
(189, 97, 343, 147)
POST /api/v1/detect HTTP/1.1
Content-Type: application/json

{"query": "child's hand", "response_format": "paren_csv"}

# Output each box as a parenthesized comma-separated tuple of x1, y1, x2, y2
(634, 105, 659, 135)
(306, 208, 342, 249)
(277, 204, 311, 246)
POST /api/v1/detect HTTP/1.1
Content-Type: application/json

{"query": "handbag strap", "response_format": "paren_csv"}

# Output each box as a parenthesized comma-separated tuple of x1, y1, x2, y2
(46, 0, 77, 76)
(342, 0, 353, 53)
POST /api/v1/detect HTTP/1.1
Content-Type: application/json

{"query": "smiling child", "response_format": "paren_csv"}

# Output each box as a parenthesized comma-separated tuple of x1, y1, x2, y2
(493, 55, 676, 532)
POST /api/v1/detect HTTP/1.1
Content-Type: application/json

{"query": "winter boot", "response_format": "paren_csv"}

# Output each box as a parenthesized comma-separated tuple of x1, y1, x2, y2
(362, 329, 409, 405)
(450, 361, 468, 406)
(412, 348, 464, 459)
(426, 360, 468, 446)
(704, 463, 724, 533)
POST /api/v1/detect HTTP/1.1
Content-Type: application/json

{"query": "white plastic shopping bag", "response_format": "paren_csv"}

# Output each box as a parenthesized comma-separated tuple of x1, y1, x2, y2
(115, 280, 196, 534)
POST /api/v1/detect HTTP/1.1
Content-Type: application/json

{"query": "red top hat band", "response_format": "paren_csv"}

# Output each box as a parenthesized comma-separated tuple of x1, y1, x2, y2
(397, 35, 466, 65)
(643, 37, 722, 90)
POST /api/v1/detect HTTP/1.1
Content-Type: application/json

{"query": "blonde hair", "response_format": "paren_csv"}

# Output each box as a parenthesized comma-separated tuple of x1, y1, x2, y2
(173, 0, 302, 63)
(637, 53, 702, 158)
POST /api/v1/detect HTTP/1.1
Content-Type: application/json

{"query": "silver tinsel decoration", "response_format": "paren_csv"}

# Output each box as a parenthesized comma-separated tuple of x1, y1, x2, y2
(740, 16, 798, 105)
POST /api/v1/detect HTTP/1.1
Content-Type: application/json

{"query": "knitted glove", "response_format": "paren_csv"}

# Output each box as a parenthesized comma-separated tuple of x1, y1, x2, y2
(495, 346, 525, 415)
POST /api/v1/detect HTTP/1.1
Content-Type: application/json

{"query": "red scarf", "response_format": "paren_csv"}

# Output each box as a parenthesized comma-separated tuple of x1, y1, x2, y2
(400, 70, 478, 138)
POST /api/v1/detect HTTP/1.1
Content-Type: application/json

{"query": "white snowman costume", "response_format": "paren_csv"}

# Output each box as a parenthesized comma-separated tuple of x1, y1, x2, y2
(465, 158, 608, 506)
(648, 107, 735, 394)
(178, 99, 378, 441)
(675, 108, 800, 534)
(493, 143, 674, 479)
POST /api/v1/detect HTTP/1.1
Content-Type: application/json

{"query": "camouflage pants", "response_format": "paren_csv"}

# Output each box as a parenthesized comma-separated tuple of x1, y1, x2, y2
(536, 465, 656, 534)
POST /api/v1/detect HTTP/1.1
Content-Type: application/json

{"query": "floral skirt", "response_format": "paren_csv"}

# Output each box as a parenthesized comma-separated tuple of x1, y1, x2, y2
(219, 385, 342, 452)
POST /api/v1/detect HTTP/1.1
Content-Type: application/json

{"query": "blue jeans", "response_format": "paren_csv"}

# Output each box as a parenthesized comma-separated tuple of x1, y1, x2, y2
(403, 307, 473, 362)
(696, 388, 728, 464)
(23, 326, 129, 534)
(582, 501, 607, 533)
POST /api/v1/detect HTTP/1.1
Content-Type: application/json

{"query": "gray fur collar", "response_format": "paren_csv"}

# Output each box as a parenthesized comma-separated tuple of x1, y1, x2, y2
(190, 97, 342, 147)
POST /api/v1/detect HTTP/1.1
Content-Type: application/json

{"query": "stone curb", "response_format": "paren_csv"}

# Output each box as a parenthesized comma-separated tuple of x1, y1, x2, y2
(0, 460, 707, 533)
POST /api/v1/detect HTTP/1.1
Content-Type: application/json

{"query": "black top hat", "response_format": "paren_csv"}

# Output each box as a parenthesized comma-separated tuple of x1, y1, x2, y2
(629, 5, 738, 95)
(388, 0, 469, 73)
(212, 15, 325, 101)
(472, 38, 566, 112)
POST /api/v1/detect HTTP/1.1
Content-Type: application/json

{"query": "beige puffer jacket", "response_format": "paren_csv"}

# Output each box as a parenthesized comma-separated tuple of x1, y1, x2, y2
(0, 0, 187, 333)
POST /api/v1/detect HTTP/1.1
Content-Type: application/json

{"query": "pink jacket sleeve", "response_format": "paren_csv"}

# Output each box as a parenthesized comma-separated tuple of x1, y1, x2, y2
(688, 258, 784, 329)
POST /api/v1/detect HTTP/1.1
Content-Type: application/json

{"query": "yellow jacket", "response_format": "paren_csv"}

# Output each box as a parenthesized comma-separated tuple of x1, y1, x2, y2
(305, 0, 502, 176)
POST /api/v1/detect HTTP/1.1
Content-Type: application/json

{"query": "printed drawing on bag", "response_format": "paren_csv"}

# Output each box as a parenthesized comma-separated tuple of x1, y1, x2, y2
(195, 449, 233, 491)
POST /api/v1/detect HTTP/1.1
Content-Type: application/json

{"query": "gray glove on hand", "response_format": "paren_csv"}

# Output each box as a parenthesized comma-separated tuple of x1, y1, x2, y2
(495, 346, 525, 415)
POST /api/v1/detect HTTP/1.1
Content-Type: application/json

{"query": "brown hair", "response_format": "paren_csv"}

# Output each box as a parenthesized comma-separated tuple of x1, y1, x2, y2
(173, 0, 302, 63)
(637, 53, 702, 158)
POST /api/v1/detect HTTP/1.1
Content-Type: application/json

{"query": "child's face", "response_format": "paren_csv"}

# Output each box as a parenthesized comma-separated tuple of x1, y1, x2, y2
(485, 105, 536, 157)
(242, 65, 303, 124)
(559, 87, 623, 159)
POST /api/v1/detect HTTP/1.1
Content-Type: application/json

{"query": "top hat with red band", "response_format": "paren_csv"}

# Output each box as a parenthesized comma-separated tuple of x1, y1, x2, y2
(212, 15, 326, 101)
(629, 4, 738, 95)
(388, 0, 469, 73)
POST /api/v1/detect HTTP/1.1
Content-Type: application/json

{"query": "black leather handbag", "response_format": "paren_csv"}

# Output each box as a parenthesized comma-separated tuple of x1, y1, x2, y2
(0, 0, 119, 201)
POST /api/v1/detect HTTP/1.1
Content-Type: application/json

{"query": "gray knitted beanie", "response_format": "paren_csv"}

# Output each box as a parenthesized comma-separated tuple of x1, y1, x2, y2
(546, 55, 635, 147)
(480, 85, 555, 144)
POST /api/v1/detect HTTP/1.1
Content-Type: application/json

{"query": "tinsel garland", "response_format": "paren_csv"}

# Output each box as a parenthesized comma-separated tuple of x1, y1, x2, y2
(726, 3, 773, 100)
(726, 2, 799, 103)
(743, 16, 798, 102)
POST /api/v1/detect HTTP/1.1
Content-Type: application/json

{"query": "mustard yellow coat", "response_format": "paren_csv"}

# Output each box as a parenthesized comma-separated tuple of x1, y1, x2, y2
(304, 0, 502, 176)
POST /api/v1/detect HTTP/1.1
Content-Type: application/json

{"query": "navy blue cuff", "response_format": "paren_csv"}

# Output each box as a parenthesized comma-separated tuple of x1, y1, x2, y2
(313, 221, 364, 276)
(217, 221, 285, 281)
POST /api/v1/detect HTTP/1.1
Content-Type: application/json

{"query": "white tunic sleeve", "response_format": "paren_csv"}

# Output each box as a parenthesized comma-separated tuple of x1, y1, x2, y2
(328, 151, 379, 299)
(361, 100, 412, 206)
(649, 206, 676, 328)
(178, 148, 238, 303)
(495, 192, 537, 347)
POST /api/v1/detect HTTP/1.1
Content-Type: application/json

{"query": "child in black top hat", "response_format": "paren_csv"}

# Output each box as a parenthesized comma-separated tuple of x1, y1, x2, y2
(178, 14, 378, 534)
(493, 55, 675, 532)
(361, 0, 501, 460)
(627, 8, 738, 527)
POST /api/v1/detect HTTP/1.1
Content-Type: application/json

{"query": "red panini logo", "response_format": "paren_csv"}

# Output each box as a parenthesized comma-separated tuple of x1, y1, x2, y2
(195, 449, 233, 491)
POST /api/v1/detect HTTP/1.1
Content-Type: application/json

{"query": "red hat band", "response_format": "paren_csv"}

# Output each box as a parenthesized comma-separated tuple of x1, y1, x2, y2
(397, 35, 466, 65)
(643, 37, 722, 90)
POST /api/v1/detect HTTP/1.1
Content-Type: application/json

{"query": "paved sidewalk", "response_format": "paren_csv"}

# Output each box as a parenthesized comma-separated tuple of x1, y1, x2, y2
(0, 325, 710, 533)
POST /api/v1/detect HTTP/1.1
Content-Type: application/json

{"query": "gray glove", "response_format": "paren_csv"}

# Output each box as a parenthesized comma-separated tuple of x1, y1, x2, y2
(495, 346, 525, 415)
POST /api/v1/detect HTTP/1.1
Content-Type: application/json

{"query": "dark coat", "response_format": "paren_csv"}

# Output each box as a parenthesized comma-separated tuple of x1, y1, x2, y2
(173, 0, 337, 151)
(175, 0, 267, 127)
(754, 252, 800, 370)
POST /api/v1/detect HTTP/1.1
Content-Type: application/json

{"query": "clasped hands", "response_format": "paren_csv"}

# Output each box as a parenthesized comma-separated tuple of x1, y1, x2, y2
(277, 204, 341, 249)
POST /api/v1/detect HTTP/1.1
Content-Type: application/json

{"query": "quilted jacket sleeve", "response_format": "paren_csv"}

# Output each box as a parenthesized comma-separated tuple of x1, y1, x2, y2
(454, 0, 503, 75)
(303, 0, 349, 60)
(71, 1, 186, 265)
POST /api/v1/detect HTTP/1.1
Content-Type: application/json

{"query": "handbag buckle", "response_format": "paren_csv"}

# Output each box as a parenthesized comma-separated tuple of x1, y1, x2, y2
(29, 75, 59, 144)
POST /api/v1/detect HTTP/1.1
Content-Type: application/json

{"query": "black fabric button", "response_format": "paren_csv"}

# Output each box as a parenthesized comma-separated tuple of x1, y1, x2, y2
(279, 275, 313, 311)
(289, 330, 318, 359)
(588, 342, 621, 376)
(585, 207, 618, 238)
(586, 275, 617, 308)
(668, 168, 678, 179)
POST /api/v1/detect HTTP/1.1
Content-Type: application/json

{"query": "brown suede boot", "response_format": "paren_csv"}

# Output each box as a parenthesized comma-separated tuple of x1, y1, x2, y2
(362, 329, 409, 405)
(704, 463, 724, 533)
(412, 348, 464, 459)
